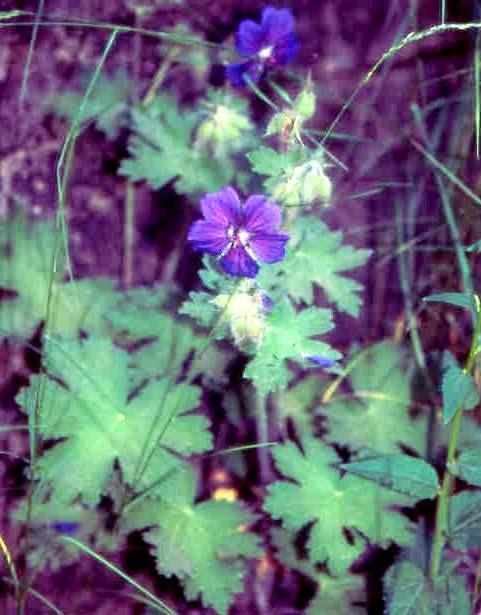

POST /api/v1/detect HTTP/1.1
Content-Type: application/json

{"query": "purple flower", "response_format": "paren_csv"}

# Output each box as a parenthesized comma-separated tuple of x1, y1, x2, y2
(226, 6, 299, 87)
(188, 187, 289, 278)
(305, 356, 338, 369)
(50, 521, 79, 534)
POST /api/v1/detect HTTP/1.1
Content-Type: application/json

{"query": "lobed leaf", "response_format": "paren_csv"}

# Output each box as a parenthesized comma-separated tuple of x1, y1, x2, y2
(264, 437, 412, 575)
(318, 341, 427, 455)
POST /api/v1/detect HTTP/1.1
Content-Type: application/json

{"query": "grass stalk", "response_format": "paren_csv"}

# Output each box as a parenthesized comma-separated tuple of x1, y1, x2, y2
(19, 0, 45, 106)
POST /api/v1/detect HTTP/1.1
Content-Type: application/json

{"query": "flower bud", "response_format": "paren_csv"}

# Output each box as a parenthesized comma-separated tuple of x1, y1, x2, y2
(196, 102, 252, 156)
(270, 159, 332, 207)
(212, 281, 270, 348)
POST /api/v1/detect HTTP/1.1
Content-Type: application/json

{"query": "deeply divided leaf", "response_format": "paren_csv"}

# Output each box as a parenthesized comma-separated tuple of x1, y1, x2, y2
(264, 437, 411, 575)
(319, 341, 427, 454)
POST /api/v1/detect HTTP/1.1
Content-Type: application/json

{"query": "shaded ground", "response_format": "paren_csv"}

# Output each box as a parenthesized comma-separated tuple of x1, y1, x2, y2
(1, 0, 481, 613)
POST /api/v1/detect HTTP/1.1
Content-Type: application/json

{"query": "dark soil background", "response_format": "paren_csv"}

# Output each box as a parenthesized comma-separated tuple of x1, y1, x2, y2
(1, 0, 481, 613)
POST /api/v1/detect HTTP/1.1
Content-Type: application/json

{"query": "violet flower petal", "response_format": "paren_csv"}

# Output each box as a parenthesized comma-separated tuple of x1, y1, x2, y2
(243, 195, 282, 233)
(226, 59, 263, 87)
(236, 19, 264, 56)
(273, 32, 299, 65)
(261, 7, 296, 41)
(200, 187, 241, 227)
(249, 232, 289, 264)
(306, 356, 338, 369)
(220, 244, 259, 278)
(50, 521, 79, 534)
(187, 220, 230, 255)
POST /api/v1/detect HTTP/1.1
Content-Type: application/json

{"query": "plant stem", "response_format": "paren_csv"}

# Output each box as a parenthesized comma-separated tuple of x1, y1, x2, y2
(256, 391, 272, 484)
(429, 297, 481, 582)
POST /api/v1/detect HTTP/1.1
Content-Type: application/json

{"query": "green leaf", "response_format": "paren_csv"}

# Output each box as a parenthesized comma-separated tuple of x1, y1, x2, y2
(0, 212, 117, 339)
(259, 217, 371, 316)
(278, 376, 324, 435)
(120, 96, 233, 194)
(384, 561, 434, 615)
(247, 146, 303, 177)
(319, 341, 427, 455)
(244, 300, 340, 395)
(455, 445, 481, 487)
(384, 560, 470, 615)
(307, 576, 366, 615)
(18, 335, 212, 506)
(340, 454, 439, 499)
(264, 437, 412, 575)
(450, 491, 481, 549)
(125, 492, 261, 615)
(441, 351, 479, 423)
(295, 89, 316, 119)
(49, 70, 130, 140)
(423, 292, 477, 316)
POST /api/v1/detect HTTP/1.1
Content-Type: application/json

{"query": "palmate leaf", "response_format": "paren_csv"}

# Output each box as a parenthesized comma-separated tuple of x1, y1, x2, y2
(244, 300, 340, 395)
(125, 470, 261, 615)
(278, 375, 324, 435)
(307, 576, 366, 615)
(0, 212, 117, 339)
(264, 437, 412, 575)
(49, 70, 130, 140)
(18, 335, 212, 506)
(109, 281, 233, 389)
(318, 341, 427, 455)
(271, 527, 366, 614)
(258, 217, 371, 316)
(119, 96, 233, 195)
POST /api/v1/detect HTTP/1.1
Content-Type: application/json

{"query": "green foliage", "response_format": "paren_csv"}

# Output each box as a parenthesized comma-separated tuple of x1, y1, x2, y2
(14, 491, 101, 571)
(278, 376, 324, 435)
(307, 576, 366, 615)
(158, 24, 209, 77)
(120, 95, 233, 194)
(384, 560, 470, 615)
(265, 83, 316, 142)
(423, 292, 477, 317)
(264, 437, 411, 575)
(454, 445, 481, 487)
(258, 217, 371, 316)
(449, 491, 481, 549)
(441, 351, 479, 423)
(271, 527, 366, 614)
(182, 263, 339, 394)
(17, 335, 211, 506)
(196, 90, 253, 156)
(247, 146, 332, 207)
(319, 341, 427, 454)
(49, 70, 130, 140)
(124, 469, 261, 615)
(0, 212, 117, 339)
(180, 257, 237, 332)
(340, 454, 439, 500)
(244, 300, 340, 395)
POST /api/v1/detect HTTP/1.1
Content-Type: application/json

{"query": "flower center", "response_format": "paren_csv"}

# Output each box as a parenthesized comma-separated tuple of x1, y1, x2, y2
(258, 45, 274, 60)
(227, 225, 250, 247)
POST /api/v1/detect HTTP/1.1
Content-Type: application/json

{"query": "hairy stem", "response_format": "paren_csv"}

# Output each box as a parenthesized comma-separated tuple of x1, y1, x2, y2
(429, 297, 481, 581)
